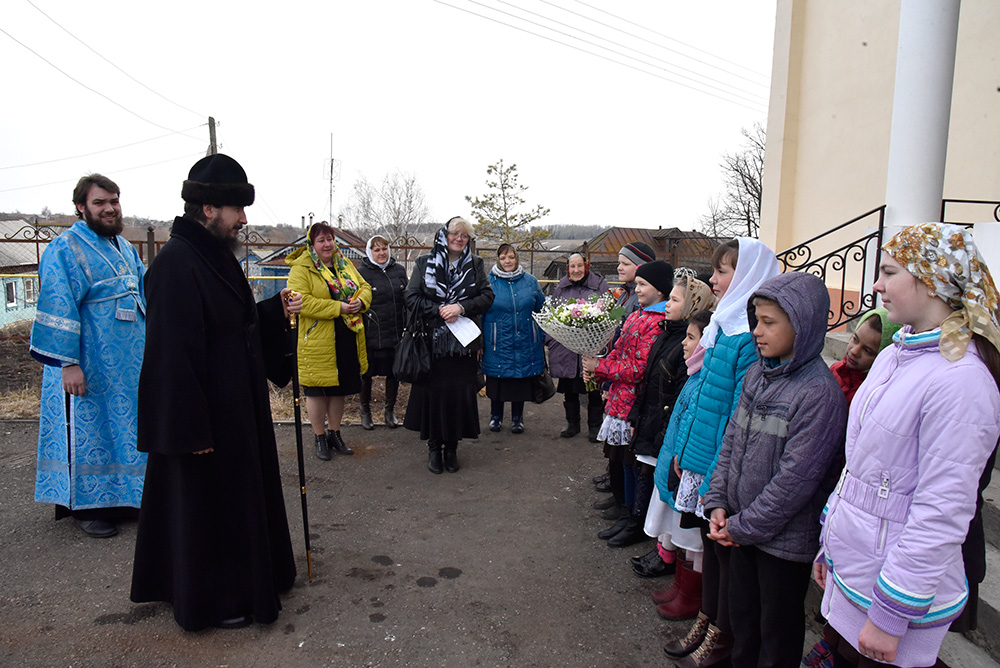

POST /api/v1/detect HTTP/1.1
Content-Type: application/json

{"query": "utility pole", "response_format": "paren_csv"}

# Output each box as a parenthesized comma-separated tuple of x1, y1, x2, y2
(207, 117, 218, 156)
(325, 133, 342, 224)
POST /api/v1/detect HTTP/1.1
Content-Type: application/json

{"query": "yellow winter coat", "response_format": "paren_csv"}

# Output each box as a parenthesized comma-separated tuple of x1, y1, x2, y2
(286, 246, 371, 387)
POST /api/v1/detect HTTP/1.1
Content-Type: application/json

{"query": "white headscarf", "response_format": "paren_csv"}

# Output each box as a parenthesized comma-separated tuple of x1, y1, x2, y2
(701, 237, 780, 349)
(366, 234, 392, 270)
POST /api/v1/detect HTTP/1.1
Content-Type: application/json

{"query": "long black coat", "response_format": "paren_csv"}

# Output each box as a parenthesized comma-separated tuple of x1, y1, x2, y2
(628, 319, 689, 457)
(358, 257, 407, 351)
(131, 216, 296, 632)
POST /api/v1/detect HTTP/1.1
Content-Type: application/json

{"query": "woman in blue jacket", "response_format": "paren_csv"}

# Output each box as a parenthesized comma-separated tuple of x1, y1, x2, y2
(482, 244, 546, 434)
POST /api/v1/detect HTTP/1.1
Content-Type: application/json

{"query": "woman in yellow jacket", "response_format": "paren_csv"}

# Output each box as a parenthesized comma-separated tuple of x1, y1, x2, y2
(287, 222, 371, 460)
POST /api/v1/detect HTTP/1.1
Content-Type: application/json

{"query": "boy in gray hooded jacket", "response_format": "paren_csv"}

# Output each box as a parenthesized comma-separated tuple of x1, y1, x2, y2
(703, 272, 847, 668)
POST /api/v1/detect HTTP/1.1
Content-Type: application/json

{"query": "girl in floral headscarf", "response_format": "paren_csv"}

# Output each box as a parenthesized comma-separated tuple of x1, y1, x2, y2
(815, 223, 1000, 668)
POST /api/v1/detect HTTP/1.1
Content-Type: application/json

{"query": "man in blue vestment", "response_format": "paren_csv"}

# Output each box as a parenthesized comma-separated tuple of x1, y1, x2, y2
(30, 174, 147, 538)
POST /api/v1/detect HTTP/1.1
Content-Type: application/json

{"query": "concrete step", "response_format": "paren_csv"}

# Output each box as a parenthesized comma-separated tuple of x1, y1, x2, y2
(823, 330, 852, 364)
(967, 541, 1000, 662)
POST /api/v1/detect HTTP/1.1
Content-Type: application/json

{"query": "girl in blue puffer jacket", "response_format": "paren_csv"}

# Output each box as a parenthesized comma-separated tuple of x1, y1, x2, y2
(656, 238, 779, 665)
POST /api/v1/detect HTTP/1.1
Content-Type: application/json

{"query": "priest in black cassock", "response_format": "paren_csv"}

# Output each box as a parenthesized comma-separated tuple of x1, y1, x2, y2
(130, 154, 299, 631)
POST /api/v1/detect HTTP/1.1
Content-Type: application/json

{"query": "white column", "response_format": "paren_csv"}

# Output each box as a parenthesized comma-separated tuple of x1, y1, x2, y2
(883, 0, 961, 237)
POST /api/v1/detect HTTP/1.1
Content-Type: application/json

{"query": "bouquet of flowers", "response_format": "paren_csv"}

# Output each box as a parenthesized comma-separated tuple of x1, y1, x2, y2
(533, 291, 626, 390)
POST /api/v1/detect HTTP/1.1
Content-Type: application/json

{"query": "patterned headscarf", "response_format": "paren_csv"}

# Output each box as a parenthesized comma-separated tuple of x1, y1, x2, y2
(423, 225, 475, 304)
(883, 223, 1000, 361)
(307, 228, 363, 332)
(674, 267, 715, 320)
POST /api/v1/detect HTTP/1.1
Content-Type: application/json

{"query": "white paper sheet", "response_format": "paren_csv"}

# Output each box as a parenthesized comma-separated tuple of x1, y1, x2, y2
(446, 316, 481, 347)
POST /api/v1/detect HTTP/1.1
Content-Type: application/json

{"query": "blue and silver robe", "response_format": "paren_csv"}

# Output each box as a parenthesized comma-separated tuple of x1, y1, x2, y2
(30, 220, 147, 510)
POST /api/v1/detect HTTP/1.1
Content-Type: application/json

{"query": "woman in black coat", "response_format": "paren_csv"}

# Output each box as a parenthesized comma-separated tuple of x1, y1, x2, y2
(357, 235, 408, 429)
(403, 217, 494, 474)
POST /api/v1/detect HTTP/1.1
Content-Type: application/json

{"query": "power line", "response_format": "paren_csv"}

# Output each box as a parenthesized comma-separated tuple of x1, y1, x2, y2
(495, 0, 769, 104)
(0, 125, 206, 171)
(569, 0, 770, 82)
(0, 27, 204, 139)
(25, 0, 206, 120)
(540, 0, 770, 90)
(0, 152, 204, 193)
(431, 0, 767, 113)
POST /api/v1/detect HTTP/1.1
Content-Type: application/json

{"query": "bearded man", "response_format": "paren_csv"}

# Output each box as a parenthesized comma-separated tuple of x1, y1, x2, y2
(131, 153, 300, 631)
(30, 174, 147, 538)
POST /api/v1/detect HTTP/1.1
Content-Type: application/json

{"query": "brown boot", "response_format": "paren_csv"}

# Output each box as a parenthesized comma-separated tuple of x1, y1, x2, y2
(664, 612, 710, 659)
(651, 558, 691, 605)
(675, 623, 732, 667)
(656, 562, 701, 620)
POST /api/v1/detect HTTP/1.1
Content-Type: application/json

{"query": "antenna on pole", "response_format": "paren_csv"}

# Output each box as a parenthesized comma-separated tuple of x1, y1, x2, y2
(207, 117, 218, 155)
(324, 133, 341, 226)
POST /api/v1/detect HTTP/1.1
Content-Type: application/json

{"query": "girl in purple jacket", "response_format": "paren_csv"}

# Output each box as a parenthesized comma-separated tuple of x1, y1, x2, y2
(815, 223, 1000, 668)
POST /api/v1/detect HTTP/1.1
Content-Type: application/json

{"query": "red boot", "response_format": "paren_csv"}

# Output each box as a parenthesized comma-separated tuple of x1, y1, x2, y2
(656, 561, 702, 620)
(651, 558, 691, 605)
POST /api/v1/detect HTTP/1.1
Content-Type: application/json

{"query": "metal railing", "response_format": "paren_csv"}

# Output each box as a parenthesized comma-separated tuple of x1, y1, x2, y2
(940, 199, 1000, 225)
(775, 206, 886, 331)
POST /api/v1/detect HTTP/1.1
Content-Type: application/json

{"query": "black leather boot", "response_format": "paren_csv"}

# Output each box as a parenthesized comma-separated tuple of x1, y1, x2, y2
(314, 433, 332, 461)
(360, 405, 374, 430)
(562, 395, 581, 437)
(607, 516, 651, 548)
(560, 421, 580, 438)
(384, 377, 399, 428)
(443, 442, 460, 472)
(598, 508, 631, 540)
(327, 429, 354, 455)
(427, 440, 443, 474)
(360, 377, 374, 430)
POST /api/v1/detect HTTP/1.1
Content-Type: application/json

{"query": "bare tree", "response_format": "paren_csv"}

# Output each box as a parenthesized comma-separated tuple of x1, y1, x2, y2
(700, 123, 765, 238)
(339, 171, 431, 243)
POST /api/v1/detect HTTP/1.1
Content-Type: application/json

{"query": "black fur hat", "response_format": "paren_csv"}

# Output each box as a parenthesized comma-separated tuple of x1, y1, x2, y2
(181, 154, 255, 206)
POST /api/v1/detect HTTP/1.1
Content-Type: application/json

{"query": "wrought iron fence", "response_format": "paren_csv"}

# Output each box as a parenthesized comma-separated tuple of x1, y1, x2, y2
(775, 206, 886, 330)
(940, 199, 1000, 225)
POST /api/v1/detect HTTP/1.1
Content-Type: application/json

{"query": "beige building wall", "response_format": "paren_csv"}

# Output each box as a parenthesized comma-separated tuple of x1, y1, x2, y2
(760, 0, 1000, 272)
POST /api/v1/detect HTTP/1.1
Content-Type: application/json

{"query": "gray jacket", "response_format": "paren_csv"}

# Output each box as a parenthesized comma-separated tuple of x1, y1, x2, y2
(703, 272, 847, 563)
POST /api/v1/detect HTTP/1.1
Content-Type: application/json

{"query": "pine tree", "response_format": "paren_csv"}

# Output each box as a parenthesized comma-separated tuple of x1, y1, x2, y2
(465, 160, 551, 247)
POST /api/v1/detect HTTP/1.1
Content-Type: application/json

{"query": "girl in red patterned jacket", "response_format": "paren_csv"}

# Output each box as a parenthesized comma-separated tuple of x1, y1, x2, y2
(584, 261, 673, 539)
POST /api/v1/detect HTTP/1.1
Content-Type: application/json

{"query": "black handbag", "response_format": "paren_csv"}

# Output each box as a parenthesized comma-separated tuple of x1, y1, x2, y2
(530, 368, 556, 404)
(392, 311, 431, 384)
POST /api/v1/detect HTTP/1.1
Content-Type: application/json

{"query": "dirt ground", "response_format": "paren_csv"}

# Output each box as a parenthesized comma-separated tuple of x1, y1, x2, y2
(0, 324, 40, 393)
(0, 397, 716, 668)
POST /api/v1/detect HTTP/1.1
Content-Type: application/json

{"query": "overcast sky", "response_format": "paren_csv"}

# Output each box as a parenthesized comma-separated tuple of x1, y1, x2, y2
(1, 1, 776, 232)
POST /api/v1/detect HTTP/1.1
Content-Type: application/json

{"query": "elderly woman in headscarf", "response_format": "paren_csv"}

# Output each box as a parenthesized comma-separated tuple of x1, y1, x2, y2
(816, 223, 1000, 668)
(548, 252, 610, 441)
(482, 243, 546, 434)
(286, 221, 372, 460)
(357, 234, 408, 430)
(403, 217, 494, 475)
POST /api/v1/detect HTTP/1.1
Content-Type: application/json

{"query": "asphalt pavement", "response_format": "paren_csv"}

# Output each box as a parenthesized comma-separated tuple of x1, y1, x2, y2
(0, 396, 698, 668)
